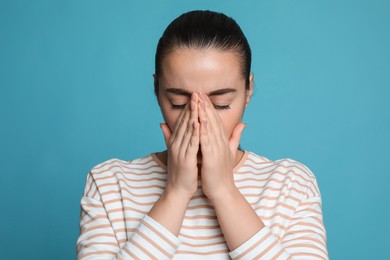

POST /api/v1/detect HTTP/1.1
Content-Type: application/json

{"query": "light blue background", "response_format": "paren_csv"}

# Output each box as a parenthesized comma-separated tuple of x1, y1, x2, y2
(1, 0, 389, 259)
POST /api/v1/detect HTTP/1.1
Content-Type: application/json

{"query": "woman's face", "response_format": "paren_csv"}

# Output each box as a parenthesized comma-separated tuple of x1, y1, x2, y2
(155, 48, 253, 141)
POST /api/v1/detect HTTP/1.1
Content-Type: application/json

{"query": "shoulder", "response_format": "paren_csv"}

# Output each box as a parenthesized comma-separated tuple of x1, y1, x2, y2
(87, 154, 162, 182)
(243, 151, 320, 197)
(81, 154, 165, 200)
(274, 157, 317, 182)
(245, 151, 316, 179)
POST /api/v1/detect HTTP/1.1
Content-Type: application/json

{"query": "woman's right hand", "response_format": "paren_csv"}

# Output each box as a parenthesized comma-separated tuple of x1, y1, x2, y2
(160, 92, 200, 200)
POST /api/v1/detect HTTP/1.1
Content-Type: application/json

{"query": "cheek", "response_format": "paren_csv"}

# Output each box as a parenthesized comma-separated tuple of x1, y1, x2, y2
(217, 95, 247, 138)
(158, 95, 183, 131)
(160, 105, 180, 131)
(218, 110, 243, 138)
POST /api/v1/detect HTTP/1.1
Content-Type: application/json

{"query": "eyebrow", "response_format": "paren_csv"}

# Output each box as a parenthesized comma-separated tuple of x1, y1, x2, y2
(166, 88, 237, 97)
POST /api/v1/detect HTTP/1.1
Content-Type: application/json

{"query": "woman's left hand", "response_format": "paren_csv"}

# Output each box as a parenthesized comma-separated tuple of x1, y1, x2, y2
(198, 93, 246, 202)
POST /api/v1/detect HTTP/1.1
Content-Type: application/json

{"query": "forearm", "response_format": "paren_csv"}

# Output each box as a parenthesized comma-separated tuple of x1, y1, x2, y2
(77, 195, 184, 259)
(210, 187, 265, 251)
(148, 189, 191, 237)
(209, 188, 328, 259)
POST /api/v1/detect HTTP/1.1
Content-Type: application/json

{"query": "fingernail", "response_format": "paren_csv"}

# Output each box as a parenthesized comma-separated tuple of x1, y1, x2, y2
(201, 100, 205, 110)
(191, 100, 195, 110)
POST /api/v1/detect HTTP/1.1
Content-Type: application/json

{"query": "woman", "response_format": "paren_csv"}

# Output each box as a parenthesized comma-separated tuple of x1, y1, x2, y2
(77, 10, 328, 259)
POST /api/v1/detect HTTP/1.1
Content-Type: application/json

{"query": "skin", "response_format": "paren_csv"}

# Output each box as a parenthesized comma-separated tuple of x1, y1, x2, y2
(156, 48, 253, 171)
(148, 47, 265, 251)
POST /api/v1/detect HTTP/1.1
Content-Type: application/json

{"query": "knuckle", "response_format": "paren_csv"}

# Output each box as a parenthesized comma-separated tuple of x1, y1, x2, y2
(177, 120, 183, 128)
(184, 126, 191, 136)
(170, 142, 179, 152)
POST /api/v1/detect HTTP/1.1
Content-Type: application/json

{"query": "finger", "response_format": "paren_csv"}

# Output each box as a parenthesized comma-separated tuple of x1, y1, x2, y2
(160, 123, 172, 148)
(207, 95, 225, 137)
(187, 119, 200, 158)
(199, 93, 211, 130)
(200, 118, 210, 151)
(199, 102, 211, 151)
(170, 102, 188, 144)
(184, 93, 200, 157)
(180, 93, 197, 146)
(198, 93, 211, 132)
(172, 102, 191, 147)
(171, 101, 189, 137)
(229, 123, 246, 153)
(200, 93, 226, 145)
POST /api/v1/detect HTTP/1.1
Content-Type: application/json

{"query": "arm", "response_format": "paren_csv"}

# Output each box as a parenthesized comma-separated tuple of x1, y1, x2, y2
(148, 189, 192, 237)
(210, 181, 328, 260)
(76, 173, 187, 260)
(78, 95, 201, 259)
(208, 187, 266, 253)
(198, 94, 327, 259)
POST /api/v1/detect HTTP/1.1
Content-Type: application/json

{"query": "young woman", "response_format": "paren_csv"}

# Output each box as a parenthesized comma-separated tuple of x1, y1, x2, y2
(77, 10, 328, 259)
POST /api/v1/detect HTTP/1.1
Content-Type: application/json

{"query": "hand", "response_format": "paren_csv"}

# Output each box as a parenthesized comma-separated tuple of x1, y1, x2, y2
(198, 93, 246, 201)
(160, 93, 200, 200)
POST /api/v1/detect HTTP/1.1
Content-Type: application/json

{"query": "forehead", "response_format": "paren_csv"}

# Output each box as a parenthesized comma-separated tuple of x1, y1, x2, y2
(160, 48, 245, 93)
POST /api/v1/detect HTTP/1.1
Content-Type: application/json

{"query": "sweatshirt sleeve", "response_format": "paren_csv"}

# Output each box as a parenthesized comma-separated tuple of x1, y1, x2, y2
(76, 173, 181, 260)
(228, 178, 328, 260)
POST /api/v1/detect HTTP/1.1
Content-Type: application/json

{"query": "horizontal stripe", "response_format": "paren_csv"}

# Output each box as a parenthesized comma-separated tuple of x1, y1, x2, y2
(95, 173, 167, 183)
(77, 152, 327, 259)
(181, 240, 226, 248)
(133, 227, 171, 258)
(141, 217, 178, 249)
(236, 232, 272, 259)
(101, 188, 162, 198)
(285, 243, 328, 257)
(176, 249, 229, 255)
(179, 232, 224, 240)
(79, 250, 117, 258)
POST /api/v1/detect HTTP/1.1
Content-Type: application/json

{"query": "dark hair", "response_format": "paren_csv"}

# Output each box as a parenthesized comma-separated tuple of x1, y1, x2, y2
(154, 10, 252, 96)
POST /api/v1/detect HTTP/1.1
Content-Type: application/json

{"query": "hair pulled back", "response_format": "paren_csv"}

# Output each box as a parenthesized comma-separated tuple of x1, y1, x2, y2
(154, 10, 252, 96)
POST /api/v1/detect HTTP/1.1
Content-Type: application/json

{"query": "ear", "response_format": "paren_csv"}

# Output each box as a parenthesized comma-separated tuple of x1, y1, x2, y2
(153, 74, 158, 96)
(245, 73, 254, 108)
(153, 74, 161, 106)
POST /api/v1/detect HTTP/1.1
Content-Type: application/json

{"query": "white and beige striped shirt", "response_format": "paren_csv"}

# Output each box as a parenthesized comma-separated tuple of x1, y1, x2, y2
(76, 150, 328, 259)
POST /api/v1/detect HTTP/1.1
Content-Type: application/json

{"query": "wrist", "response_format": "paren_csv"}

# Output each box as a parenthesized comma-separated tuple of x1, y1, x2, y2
(207, 185, 240, 205)
(163, 187, 194, 204)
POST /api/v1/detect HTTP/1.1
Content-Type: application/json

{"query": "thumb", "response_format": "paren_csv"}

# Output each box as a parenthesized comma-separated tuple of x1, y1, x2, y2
(160, 123, 172, 148)
(229, 123, 246, 153)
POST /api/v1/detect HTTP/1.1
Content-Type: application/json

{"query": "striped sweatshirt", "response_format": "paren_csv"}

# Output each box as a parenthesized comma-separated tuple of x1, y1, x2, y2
(76, 150, 328, 259)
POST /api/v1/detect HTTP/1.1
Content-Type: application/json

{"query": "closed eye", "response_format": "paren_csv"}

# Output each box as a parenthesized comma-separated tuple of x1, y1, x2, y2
(170, 104, 186, 109)
(213, 104, 231, 110)
(170, 103, 230, 110)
